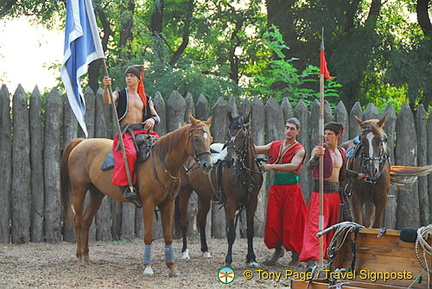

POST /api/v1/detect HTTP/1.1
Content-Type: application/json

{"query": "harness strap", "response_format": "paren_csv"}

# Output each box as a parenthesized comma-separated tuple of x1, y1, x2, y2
(350, 224, 361, 270)
(150, 149, 180, 208)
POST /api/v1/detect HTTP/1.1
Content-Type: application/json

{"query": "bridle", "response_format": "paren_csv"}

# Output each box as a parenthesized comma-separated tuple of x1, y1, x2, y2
(226, 119, 263, 175)
(189, 125, 212, 164)
(226, 119, 249, 154)
(359, 127, 389, 184)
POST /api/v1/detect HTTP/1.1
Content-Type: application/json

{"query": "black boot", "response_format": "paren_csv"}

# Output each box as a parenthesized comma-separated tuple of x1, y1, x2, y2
(122, 186, 142, 208)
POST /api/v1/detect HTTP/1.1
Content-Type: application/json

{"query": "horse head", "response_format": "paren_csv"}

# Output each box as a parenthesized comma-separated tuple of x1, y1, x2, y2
(189, 114, 213, 174)
(354, 114, 389, 183)
(227, 111, 251, 154)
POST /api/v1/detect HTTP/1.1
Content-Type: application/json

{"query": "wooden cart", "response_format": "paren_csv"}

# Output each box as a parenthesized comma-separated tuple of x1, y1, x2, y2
(291, 227, 432, 289)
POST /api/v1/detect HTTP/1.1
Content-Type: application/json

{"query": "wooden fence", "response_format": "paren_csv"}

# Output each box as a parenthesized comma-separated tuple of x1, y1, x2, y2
(1, 83, 432, 244)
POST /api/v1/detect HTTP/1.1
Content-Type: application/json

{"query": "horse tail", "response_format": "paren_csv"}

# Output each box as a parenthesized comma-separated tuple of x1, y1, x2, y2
(390, 165, 432, 186)
(60, 138, 85, 227)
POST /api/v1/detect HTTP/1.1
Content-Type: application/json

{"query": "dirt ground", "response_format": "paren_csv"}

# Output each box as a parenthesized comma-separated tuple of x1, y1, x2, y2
(0, 236, 307, 289)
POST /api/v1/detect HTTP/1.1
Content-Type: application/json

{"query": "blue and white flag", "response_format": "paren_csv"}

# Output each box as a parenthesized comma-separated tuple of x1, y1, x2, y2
(61, 0, 104, 137)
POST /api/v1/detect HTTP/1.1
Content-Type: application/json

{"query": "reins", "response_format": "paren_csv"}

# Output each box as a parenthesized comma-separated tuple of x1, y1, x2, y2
(149, 124, 211, 207)
(212, 120, 263, 206)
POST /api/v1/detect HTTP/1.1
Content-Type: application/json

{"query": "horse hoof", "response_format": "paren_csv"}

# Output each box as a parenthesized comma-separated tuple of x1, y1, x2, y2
(169, 272, 181, 278)
(202, 252, 211, 258)
(248, 261, 260, 268)
(143, 266, 154, 277)
(181, 249, 190, 260)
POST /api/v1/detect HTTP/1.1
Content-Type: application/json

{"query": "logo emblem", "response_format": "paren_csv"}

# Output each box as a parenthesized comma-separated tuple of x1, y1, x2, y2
(218, 266, 235, 284)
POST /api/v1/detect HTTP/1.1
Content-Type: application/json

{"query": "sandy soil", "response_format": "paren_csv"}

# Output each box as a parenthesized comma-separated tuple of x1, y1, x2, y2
(0, 236, 307, 289)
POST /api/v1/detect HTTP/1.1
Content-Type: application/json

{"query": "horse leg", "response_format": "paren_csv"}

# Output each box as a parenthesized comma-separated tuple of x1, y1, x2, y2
(196, 196, 211, 258)
(80, 188, 105, 262)
(351, 193, 364, 226)
(71, 182, 89, 263)
(159, 200, 180, 277)
(245, 194, 259, 267)
(372, 189, 388, 228)
(225, 201, 237, 267)
(363, 201, 374, 228)
(142, 202, 155, 277)
(178, 186, 193, 260)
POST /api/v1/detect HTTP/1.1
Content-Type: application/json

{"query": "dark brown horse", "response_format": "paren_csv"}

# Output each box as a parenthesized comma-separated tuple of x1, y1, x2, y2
(60, 114, 213, 277)
(343, 114, 432, 228)
(176, 113, 263, 267)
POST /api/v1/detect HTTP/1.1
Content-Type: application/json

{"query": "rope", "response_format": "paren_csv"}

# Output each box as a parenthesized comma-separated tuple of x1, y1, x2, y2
(325, 222, 363, 270)
(415, 224, 432, 288)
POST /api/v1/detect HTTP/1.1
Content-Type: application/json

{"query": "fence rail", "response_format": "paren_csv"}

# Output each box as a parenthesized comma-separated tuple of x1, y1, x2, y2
(0, 83, 431, 244)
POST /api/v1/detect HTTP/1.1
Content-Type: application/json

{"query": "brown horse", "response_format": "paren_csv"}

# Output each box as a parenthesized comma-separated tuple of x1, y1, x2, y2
(343, 114, 432, 228)
(60, 114, 213, 277)
(176, 113, 263, 267)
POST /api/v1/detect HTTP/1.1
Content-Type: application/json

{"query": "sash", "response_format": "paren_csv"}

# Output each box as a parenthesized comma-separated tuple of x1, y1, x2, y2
(273, 173, 299, 185)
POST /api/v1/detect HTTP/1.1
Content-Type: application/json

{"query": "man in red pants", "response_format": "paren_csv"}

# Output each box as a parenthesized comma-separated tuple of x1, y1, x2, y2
(255, 118, 306, 266)
(300, 122, 366, 268)
(103, 65, 160, 206)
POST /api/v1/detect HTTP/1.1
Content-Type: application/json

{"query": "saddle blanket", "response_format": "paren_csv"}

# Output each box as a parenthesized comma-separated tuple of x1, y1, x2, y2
(210, 143, 227, 164)
(101, 151, 114, 171)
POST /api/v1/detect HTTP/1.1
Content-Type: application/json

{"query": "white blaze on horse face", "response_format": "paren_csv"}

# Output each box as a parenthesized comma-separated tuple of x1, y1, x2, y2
(366, 132, 374, 157)
(203, 132, 208, 139)
(366, 131, 379, 176)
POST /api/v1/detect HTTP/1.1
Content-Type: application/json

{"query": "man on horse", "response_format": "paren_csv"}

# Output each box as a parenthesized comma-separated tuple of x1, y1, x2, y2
(103, 65, 160, 207)
(300, 122, 366, 268)
(255, 118, 307, 266)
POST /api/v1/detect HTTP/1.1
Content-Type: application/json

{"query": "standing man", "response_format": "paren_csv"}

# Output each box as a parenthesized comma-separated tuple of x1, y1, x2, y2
(300, 122, 365, 267)
(103, 65, 160, 206)
(255, 118, 306, 266)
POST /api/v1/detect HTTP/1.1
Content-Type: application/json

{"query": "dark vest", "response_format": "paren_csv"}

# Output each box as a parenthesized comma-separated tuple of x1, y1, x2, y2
(116, 89, 152, 122)
(312, 144, 347, 181)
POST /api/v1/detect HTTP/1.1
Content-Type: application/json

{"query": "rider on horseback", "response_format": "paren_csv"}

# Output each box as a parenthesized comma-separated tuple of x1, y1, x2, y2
(103, 65, 160, 207)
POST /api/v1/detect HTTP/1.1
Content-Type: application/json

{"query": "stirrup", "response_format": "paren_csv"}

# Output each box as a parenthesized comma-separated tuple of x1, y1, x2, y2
(122, 186, 142, 208)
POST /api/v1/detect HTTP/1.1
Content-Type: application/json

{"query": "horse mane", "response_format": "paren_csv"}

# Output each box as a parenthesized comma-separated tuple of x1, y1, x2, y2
(152, 124, 191, 157)
(360, 119, 385, 136)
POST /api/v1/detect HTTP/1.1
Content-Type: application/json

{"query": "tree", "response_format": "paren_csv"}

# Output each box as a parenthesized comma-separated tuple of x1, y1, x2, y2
(384, 0, 432, 111)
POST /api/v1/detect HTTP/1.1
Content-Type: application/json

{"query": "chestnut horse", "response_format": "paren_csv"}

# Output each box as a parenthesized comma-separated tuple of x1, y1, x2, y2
(176, 113, 263, 267)
(60, 115, 213, 277)
(343, 114, 432, 228)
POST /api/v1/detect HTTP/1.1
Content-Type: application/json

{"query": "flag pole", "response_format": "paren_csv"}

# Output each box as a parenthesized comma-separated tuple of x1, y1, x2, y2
(102, 60, 135, 194)
(318, 27, 325, 269)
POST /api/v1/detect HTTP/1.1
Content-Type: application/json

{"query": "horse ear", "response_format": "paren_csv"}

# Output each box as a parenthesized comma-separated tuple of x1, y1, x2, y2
(189, 113, 198, 126)
(228, 111, 234, 122)
(377, 113, 387, 127)
(205, 115, 213, 126)
(354, 115, 363, 125)
(246, 111, 251, 123)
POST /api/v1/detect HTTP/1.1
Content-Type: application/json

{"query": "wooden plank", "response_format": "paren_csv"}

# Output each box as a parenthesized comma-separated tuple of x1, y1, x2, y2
(291, 279, 424, 289)
(331, 228, 431, 288)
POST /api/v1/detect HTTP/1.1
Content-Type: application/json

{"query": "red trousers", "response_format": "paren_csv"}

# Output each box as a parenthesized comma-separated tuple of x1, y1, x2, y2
(299, 192, 341, 262)
(264, 184, 306, 253)
(112, 129, 159, 186)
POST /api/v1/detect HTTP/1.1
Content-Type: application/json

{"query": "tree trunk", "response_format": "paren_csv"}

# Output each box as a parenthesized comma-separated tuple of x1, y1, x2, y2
(119, 0, 135, 65)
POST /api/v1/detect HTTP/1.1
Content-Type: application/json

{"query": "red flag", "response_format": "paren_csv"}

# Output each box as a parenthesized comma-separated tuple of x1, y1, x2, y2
(320, 39, 333, 80)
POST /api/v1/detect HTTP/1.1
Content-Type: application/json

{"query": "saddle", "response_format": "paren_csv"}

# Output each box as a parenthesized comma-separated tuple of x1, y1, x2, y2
(205, 143, 230, 204)
(135, 133, 158, 162)
(101, 127, 158, 171)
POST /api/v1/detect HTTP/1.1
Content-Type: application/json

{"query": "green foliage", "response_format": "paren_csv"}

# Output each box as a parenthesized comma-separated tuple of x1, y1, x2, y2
(4, 0, 431, 113)
(1, 0, 65, 28)
(245, 25, 342, 106)
(361, 71, 408, 113)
